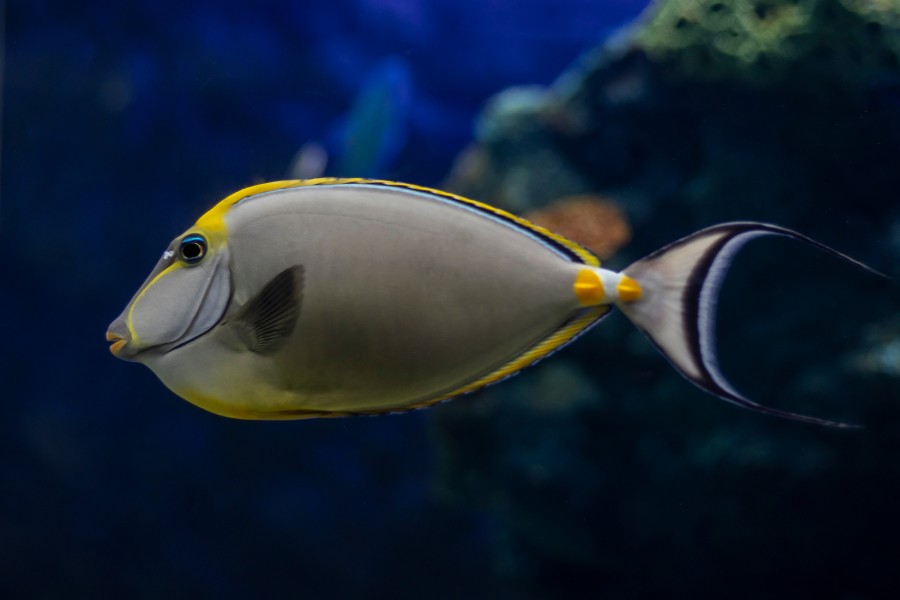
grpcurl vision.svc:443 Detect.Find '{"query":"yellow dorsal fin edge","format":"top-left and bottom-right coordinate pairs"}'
top-left (395, 305), bottom-right (611, 413)
top-left (194, 179), bottom-right (600, 268)
top-left (188, 305), bottom-right (610, 420)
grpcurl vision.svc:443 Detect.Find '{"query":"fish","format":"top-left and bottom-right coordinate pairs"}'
top-left (287, 141), bottom-right (329, 181)
top-left (333, 56), bottom-right (411, 178)
top-left (286, 57), bottom-right (411, 181)
top-left (106, 178), bottom-right (882, 427)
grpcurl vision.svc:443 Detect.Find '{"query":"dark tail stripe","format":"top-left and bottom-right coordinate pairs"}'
top-left (628, 222), bottom-right (884, 428)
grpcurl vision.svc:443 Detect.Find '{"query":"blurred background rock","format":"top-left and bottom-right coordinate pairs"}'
top-left (438, 1), bottom-right (900, 597)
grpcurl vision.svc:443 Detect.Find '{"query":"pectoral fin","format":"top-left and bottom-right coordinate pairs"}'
top-left (234, 266), bottom-right (304, 353)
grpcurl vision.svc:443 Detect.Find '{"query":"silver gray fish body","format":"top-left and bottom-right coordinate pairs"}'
top-left (108, 179), bottom-right (879, 426)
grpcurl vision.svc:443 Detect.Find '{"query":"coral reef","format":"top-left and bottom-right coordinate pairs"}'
top-left (524, 195), bottom-right (632, 259)
top-left (636, 0), bottom-right (900, 88)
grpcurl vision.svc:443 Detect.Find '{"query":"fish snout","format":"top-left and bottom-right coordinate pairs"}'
top-left (106, 329), bottom-right (129, 357)
top-left (106, 312), bottom-right (140, 359)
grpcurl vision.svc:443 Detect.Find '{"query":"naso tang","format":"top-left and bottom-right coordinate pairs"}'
top-left (107, 178), bottom-right (882, 427)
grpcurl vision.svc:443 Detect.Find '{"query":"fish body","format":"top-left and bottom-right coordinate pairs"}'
top-left (108, 179), bottom-right (878, 426)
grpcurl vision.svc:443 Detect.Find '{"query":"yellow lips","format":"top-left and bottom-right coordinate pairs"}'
top-left (106, 331), bottom-right (126, 356)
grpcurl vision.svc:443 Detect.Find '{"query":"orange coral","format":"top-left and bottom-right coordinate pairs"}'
top-left (525, 195), bottom-right (631, 259)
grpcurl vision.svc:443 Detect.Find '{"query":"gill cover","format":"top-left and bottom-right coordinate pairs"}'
top-left (112, 238), bottom-right (232, 355)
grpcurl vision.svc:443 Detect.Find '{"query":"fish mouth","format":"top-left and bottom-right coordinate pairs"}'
top-left (106, 331), bottom-right (127, 356)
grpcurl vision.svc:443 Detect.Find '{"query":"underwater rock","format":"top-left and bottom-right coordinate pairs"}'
top-left (635, 0), bottom-right (900, 88)
top-left (448, 0), bottom-right (900, 243)
top-left (444, 86), bottom-right (594, 215)
top-left (850, 316), bottom-right (900, 378)
top-left (435, 0), bottom-right (900, 596)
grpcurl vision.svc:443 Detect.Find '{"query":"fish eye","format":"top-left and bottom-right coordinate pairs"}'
top-left (179, 235), bottom-right (207, 264)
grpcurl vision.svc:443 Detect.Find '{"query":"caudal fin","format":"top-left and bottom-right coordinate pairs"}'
top-left (617, 222), bottom-right (884, 428)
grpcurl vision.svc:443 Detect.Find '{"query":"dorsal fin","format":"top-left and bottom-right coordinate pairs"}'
top-left (200, 178), bottom-right (602, 267)
top-left (336, 180), bottom-right (601, 267)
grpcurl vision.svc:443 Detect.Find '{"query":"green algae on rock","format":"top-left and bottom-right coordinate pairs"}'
top-left (635, 0), bottom-right (900, 87)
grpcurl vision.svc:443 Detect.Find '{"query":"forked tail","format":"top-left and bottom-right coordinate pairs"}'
top-left (616, 222), bottom-right (884, 428)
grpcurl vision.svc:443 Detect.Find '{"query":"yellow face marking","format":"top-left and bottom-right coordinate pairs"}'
top-left (616, 275), bottom-right (642, 302)
top-left (123, 231), bottom-right (220, 346)
top-left (124, 262), bottom-right (183, 346)
top-left (573, 268), bottom-right (605, 306)
top-left (194, 180), bottom-right (310, 243)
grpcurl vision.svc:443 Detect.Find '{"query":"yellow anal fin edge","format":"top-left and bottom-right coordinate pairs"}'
top-left (241, 306), bottom-right (610, 419)
top-left (190, 307), bottom-right (610, 420)
top-left (377, 305), bottom-right (612, 415)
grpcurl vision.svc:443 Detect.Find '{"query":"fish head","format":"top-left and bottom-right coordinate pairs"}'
top-left (107, 227), bottom-right (232, 361)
